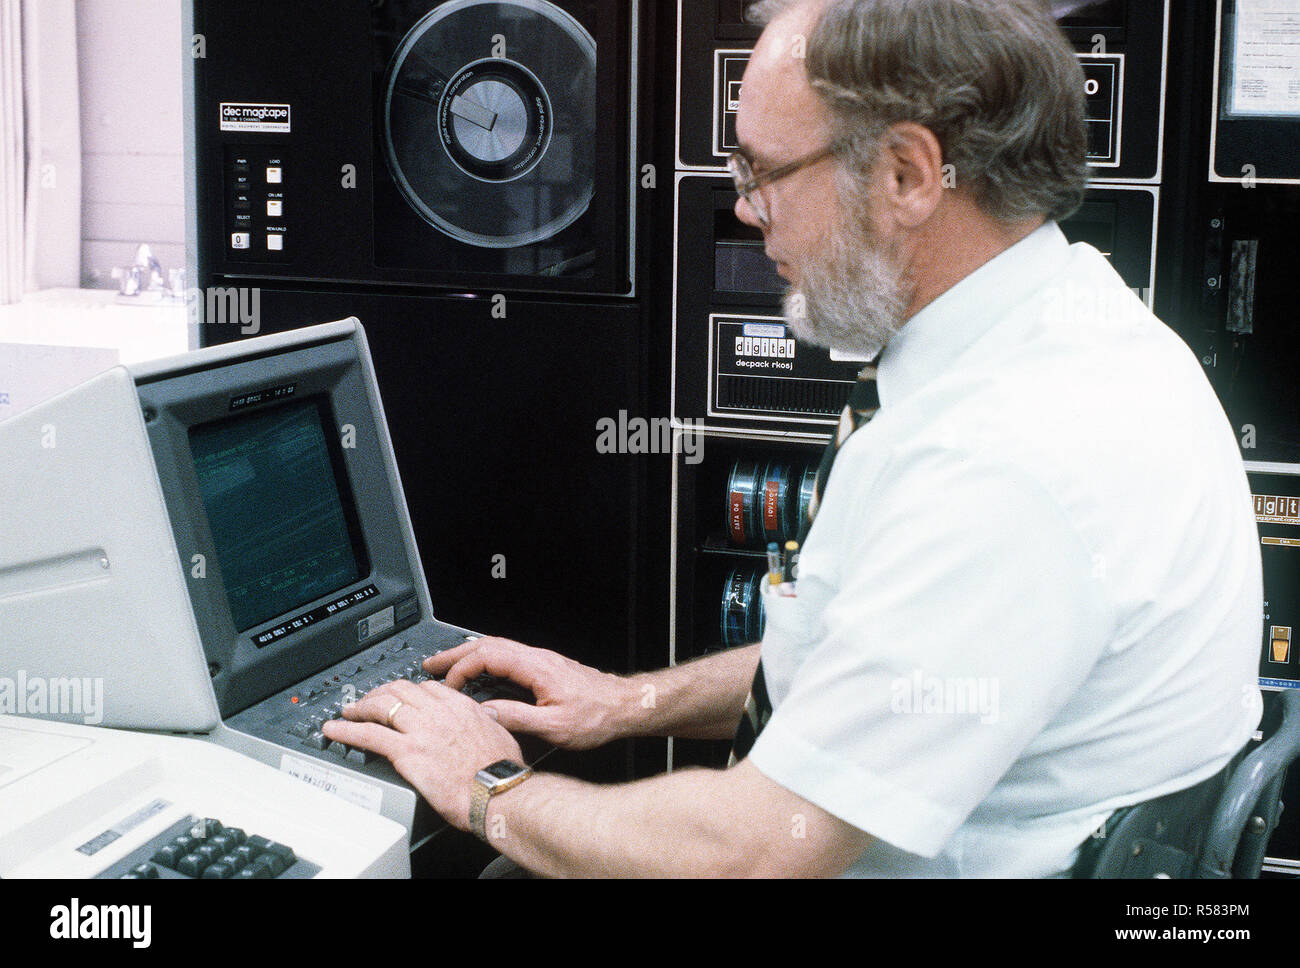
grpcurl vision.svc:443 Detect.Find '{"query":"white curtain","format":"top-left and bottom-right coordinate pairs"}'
top-left (0, 0), bottom-right (80, 305)
top-left (0, 0), bottom-right (22, 303)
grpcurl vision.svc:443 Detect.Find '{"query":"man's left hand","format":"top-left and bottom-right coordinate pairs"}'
top-left (322, 679), bottom-right (524, 832)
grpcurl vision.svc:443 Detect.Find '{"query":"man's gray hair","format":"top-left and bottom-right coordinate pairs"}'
top-left (750, 0), bottom-right (1089, 223)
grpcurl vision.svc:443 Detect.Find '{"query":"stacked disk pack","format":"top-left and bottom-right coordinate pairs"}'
top-left (725, 459), bottom-right (817, 549)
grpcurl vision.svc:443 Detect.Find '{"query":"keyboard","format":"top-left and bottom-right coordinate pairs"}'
top-left (98, 816), bottom-right (319, 880)
top-left (0, 716), bottom-right (410, 878)
top-left (228, 629), bottom-right (536, 774)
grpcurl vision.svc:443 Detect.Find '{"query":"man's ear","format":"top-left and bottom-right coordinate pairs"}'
top-left (876, 122), bottom-right (947, 229)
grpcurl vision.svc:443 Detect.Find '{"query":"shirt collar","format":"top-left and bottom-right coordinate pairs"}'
top-left (875, 221), bottom-right (1071, 407)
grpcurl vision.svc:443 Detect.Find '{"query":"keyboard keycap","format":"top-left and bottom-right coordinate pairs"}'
top-left (177, 853), bottom-right (208, 877)
top-left (253, 854), bottom-right (284, 877)
top-left (191, 817), bottom-right (223, 840)
top-left (305, 731), bottom-right (329, 750)
top-left (218, 852), bottom-right (247, 873)
top-left (152, 844), bottom-right (184, 869)
top-left (260, 840), bottom-right (296, 868)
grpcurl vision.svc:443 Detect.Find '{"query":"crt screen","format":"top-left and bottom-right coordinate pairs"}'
top-left (189, 398), bottom-right (364, 632)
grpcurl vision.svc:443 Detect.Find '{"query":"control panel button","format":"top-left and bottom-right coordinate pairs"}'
top-left (266, 199), bottom-right (283, 217)
top-left (266, 166), bottom-right (282, 184)
top-left (267, 234), bottom-right (284, 251)
top-left (231, 232), bottom-right (251, 250)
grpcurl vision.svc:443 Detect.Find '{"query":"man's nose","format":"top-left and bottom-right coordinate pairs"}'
top-left (734, 192), bottom-right (763, 230)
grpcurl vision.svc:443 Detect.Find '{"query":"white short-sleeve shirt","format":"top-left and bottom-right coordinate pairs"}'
top-left (747, 222), bottom-right (1264, 878)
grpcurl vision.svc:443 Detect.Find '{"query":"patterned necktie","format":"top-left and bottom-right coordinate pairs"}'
top-left (729, 366), bottom-right (881, 765)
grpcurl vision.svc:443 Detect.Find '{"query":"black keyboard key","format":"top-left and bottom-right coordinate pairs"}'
top-left (262, 841), bottom-right (296, 868)
top-left (191, 817), bottom-right (223, 840)
top-left (152, 845), bottom-right (184, 869)
top-left (129, 863), bottom-right (159, 879)
top-left (218, 852), bottom-right (247, 873)
top-left (202, 862), bottom-right (234, 879)
top-left (177, 853), bottom-right (208, 877)
top-left (252, 854), bottom-right (283, 878)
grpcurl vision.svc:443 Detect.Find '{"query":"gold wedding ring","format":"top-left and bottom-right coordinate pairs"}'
top-left (385, 699), bottom-right (404, 728)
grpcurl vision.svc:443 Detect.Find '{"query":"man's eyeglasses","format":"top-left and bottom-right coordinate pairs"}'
top-left (727, 142), bottom-right (842, 227)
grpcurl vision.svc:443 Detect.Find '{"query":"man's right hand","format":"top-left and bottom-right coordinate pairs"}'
top-left (424, 637), bottom-right (635, 751)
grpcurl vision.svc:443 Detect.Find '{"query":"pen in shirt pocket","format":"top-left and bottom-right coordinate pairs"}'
top-left (780, 540), bottom-right (799, 597)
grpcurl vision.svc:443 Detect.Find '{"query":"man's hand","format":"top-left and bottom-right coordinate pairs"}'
top-left (425, 637), bottom-right (635, 750)
top-left (321, 678), bottom-right (523, 832)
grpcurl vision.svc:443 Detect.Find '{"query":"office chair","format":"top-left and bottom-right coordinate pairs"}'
top-left (1074, 688), bottom-right (1300, 878)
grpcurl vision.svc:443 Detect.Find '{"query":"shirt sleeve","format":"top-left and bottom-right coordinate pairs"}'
top-left (747, 443), bottom-right (1114, 858)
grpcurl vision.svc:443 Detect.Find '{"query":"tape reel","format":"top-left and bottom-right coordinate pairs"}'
top-left (382, 0), bottom-right (597, 248)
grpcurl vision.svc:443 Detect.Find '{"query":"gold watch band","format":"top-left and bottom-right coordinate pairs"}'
top-left (469, 763), bottom-right (533, 841)
top-left (469, 782), bottom-right (493, 840)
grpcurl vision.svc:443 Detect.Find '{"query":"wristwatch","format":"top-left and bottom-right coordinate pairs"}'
top-left (469, 759), bottom-right (533, 840)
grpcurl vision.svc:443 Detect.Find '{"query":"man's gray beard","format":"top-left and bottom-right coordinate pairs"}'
top-left (783, 224), bottom-right (908, 361)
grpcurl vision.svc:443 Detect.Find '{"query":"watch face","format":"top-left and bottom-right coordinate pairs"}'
top-left (482, 760), bottom-right (527, 782)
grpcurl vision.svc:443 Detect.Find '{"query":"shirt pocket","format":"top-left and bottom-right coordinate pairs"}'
top-left (759, 579), bottom-right (826, 705)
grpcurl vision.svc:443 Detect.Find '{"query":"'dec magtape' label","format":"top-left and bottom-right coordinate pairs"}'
top-left (221, 102), bottom-right (292, 133)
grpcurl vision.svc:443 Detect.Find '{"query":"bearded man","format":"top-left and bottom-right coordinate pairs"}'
top-left (325, 0), bottom-right (1263, 877)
